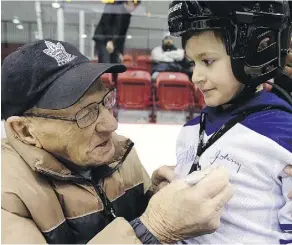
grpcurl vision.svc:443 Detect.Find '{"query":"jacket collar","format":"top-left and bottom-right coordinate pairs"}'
top-left (4, 122), bottom-right (133, 181)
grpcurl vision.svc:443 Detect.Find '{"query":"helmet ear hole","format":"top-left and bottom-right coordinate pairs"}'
top-left (257, 37), bottom-right (270, 52)
top-left (244, 29), bottom-right (276, 67)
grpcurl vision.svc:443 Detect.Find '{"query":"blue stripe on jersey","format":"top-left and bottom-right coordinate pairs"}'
top-left (183, 91), bottom-right (292, 153)
top-left (280, 239), bottom-right (292, 244)
top-left (280, 224), bottom-right (292, 232)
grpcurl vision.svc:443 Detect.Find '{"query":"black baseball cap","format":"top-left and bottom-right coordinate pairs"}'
top-left (1, 39), bottom-right (126, 120)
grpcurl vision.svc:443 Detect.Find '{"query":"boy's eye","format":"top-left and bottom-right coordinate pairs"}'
top-left (203, 59), bottom-right (214, 66)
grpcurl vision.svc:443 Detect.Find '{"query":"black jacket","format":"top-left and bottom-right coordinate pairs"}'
top-left (93, 3), bottom-right (131, 55)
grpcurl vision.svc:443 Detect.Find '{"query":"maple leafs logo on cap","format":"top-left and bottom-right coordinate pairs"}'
top-left (43, 40), bottom-right (77, 66)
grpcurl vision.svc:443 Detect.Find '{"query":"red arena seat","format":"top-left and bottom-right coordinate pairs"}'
top-left (136, 55), bottom-right (152, 73)
top-left (155, 72), bottom-right (193, 110)
top-left (126, 65), bottom-right (149, 73)
top-left (117, 70), bottom-right (152, 109)
top-left (123, 54), bottom-right (134, 67)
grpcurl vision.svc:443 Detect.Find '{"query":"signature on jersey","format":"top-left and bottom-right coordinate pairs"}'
top-left (209, 150), bottom-right (242, 173)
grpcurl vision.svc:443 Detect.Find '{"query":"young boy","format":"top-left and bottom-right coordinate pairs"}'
top-left (168, 1), bottom-right (292, 244)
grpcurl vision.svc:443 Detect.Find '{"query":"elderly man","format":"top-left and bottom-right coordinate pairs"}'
top-left (1, 39), bottom-right (233, 244)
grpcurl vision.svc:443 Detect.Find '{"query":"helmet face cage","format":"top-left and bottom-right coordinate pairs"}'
top-left (168, 0), bottom-right (292, 87)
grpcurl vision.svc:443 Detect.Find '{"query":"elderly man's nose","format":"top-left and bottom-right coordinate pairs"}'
top-left (95, 108), bottom-right (118, 133)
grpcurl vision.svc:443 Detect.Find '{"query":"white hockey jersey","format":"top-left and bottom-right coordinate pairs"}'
top-left (175, 91), bottom-right (292, 244)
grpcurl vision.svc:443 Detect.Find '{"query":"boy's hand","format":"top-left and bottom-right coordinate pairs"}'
top-left (284, 165), bottom-right (292, 199)
top-left (151, 165), bottom-right (175, 194)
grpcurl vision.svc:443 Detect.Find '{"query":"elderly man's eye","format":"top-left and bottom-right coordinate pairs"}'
top-left (77, 110), bottom-right (97, 127)
top-left (77, 109), bottom-right (88, 118)
top-left (76, 108), bottom-right (92, 122)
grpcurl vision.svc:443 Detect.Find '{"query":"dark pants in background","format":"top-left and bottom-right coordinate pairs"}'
top-left (95, 42), bottom-right (121, 64)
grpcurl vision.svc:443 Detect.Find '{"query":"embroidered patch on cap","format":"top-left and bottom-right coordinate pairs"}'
top-left (43, 40), bottom-right (77, 66)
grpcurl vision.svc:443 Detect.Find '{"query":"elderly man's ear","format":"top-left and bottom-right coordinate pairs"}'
top-left (6, 116), bottom-right (42, 148)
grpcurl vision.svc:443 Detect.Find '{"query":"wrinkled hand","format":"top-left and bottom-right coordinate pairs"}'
top-left (106, 41), bottom-right (114, 54)
top-left (284, 165), bottom-right (292, 199)
top-left (151, 165), bottom-right (175, 194)
top-left (140, 166), bottom-right (233, 244)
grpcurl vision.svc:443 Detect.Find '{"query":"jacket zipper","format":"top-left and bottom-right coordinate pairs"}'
top-left (34, 140), bottom-right (135, 222)
top-left (89, 180), bottom-right (117, 221)
top-left (36, 169), bottom-right (117, 221)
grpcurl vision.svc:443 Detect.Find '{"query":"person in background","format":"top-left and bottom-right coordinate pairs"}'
top-left (151, 35), bottom-right (192, 82)
top-left (151, 35), bottom-right (184, 63)
top-left (93, 0), bottom-right (140, 64)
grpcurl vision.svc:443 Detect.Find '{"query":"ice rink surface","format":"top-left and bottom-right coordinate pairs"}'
top-left (117, 123), bottom-right (181, 175)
